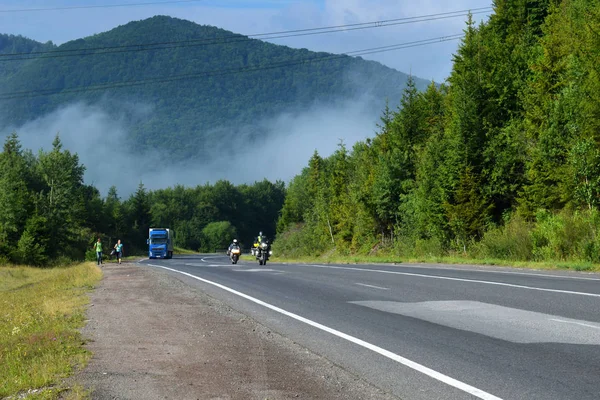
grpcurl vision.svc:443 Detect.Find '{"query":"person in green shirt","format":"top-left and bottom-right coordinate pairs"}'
top-left (94, 238), bottom-right (103, 265)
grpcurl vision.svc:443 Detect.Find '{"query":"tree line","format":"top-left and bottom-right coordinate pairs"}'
top-left (274, 0), bottom-right (600, 264)
top-left (0, 132), bottom-right (285, 266)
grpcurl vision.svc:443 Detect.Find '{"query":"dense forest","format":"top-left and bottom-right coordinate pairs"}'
top-left (274, 0), bottom-right (600, 265)
top-left (0, 17), bottom-right (429, 161)
top-left (0, 133), bottom-right (285, 265)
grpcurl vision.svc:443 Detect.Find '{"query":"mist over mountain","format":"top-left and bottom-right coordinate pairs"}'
top-left (0, 16), bottom-right (431, 190)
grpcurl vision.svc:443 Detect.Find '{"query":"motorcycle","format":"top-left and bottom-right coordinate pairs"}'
top-left (255, 241), bottom-right (272, 266)
top-left (229, 245), bottom-right (241, 264)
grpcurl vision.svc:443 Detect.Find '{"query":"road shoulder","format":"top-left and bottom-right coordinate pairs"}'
top-left (73, 262), bottom-right (398, 399)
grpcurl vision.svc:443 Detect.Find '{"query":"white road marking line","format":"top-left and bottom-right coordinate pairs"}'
top-left (307, 265), bottom-right (600, 298)
top-left (397, 264), bottom-right (600, 281)
top-left (550, 318), bottom-right (600, 330)
top-left (185, 263), bottom-right (222, 267)
top-left (200, 255), bottom-right (224, 262)
top-left (355, 283), bottom-right (389, 290)
top-left (234, 268), bottom-right (276, 272)
top-left (146, 263), bottom-right (502, 400)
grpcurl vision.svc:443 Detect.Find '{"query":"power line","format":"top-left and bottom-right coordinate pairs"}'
top-left (0, 34), bottom-right (463, 100)
top-left (0, 7), bottom-right (492, 61)
top-left (0, 0), bottom-right (207, 13)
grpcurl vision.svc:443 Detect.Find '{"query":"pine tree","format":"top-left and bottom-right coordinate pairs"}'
top-left (35, 134), bottom-right (86, 259)
top-left (0, 133), bottom-right (33, 260)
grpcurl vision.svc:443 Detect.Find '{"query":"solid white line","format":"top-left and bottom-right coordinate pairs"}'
top-left (355, 283), bottom-right (389, 290)
top-left (550, 318), bottom-right (600, 330)
top-left (307, 265), bottom-right (600, 298)
top-left (397, 264), bottom-right (600, 281)
top-left (145, 263), bottom-right (502, 400)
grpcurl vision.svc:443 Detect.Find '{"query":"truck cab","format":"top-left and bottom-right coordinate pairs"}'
top-left (148, 228), bottom-right (174, 259)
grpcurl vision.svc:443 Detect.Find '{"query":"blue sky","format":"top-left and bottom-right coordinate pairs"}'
top-left (1, 0), bottom-right (493, 82)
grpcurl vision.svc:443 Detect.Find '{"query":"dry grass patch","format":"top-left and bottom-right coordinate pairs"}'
top-left (0, 263), bottom-right (102, 399)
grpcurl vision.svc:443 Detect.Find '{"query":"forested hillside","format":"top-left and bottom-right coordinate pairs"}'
top-left (0, 133), bottom-right (285, 265)
top-left (0, 16), bottom-right (429, 161)
top-left (0, 34), bottom-right (55, 78)
top-left (275, 0), bottom-right (600, 265)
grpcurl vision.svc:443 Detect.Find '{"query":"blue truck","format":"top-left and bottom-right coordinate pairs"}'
top-left (147, 228), bottom-right (174, 259)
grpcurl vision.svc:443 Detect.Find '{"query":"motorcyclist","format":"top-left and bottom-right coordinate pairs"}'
top-left (254, 231), bottom-right (265, 247)
top-left (252, 232), bottom-right (264, 255)
top-left (227, 239), bottom-right (239, 255)
top-left (254, 232), bottom-right (271, 254)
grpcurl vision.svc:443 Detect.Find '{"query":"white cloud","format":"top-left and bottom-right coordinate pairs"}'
top-left (2, 98), bottom-right (377, 196)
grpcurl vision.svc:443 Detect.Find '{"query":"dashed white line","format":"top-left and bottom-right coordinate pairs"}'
top-left (308, 265), bottom-right (600, 298)
top-left (355, 283), bottom-right (389, 290)
top-left (146, 263), bottom-right (503, 400)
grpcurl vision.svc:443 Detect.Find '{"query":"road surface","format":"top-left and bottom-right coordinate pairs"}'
top-left (139, 255), bottom-right (600, 400)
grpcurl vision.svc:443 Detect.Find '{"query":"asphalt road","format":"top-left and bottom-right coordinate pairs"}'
top-left (139, 255), bottom-right (600, 400)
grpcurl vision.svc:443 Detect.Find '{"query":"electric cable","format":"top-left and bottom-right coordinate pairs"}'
top-left (0, 34), bottom-right (463, 100)
top-left (0, 7), bottom-right (492, 61)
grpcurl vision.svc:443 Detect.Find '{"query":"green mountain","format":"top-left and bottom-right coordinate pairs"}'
top-left (0, 34), bottom-right (55, 78)
top-left (0, 16), bottom-right (430, 160)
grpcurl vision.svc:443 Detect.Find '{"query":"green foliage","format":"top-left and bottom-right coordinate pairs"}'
top-left (476, 214), bottom-right (534, 261)
top-left (0, 133), bottom-right (285, 265)
top-left (444, 166), bottom-right (491, 251)
top-left (530, 209), bottom-right (600, 262)
top-left (568, 139), bottom-right (600, 209)
top-left (200, 221), bottom-right (237, 252)
top-left (275, 1), bottom-right (600, 267)
top-left (17, 215), bottom-right (50, 266)
top-left (0, 133), bottom-right (33, 254)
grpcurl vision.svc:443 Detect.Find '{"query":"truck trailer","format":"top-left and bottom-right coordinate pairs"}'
top-left (147, 228), bottom-right (174, 259)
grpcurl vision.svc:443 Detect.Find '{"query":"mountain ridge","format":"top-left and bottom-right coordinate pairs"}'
top-left (0, 16), bottom-right (432, 161)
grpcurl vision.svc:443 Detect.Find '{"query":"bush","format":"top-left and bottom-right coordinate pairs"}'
top-left (414, 237), bottom-right (445, 258)
top-left (200, 221), bottom-right (237, 253)
top-left (17, 227), bottom-right (48, 267)
top-left (272, 222), bottom-right (331, 258)
top-left (392, 236), bottom-right (445, 259)
top-left (478, 214), bottom-right (533, 260)
top-left (530, 208), bottom-right (600, 262)
top-left (0, 254), bottom-right (10, 266)
top-left (85, 249), bottom-right (98, 262)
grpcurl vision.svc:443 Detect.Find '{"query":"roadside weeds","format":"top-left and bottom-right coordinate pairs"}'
top-left (0, 263), bottom-right (102, 399)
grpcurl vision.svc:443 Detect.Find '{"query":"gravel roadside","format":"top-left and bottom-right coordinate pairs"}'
top-left (73, 262), bottom-right (400, 400)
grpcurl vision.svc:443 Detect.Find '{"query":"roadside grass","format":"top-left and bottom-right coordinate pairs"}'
top-left (0, 262), bottom-right (102, 399)
top-left (267, 254), bottom-right (600, 272)
top-left (174, 246), bottom-right (196, 255)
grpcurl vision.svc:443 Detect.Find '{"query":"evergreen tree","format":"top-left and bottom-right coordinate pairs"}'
top-left (36, 134), bottom-right (86, 259)
top-left (0, 133), bottom-right (32, 259)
